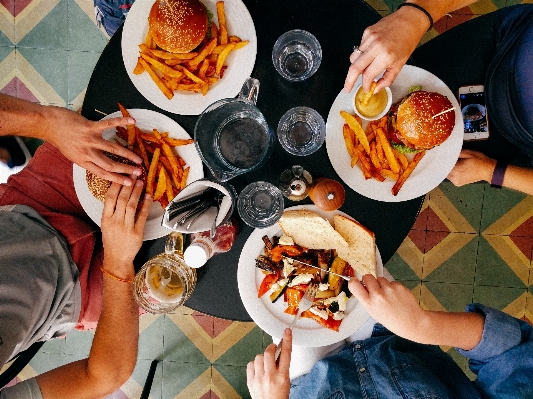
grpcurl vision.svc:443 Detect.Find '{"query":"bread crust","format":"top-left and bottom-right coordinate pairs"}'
top-left (277, 210), bottom-right (348, 250)
top-left (333, 215), bottom-right (377, 277)
top-left (149, 0), bottom-right (208, 53)
top-left (396, 91), bottom-right (454, 150)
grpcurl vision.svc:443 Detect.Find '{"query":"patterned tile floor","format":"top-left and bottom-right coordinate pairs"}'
top-left (1, 0), bottom-right (532, 398)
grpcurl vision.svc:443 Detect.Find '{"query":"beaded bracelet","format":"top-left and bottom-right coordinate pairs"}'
top-left (100, 266), bottom-right (134, 283)
top-left (397, 3), bottom-right (434, 32)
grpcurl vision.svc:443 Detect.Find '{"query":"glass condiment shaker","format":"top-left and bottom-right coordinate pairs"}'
top-left (183, 218), bottom-right (239, 268)
top-left (279, 165), bottom-right (313, 201)
top-left (133, 232), bottom-right (197, 314)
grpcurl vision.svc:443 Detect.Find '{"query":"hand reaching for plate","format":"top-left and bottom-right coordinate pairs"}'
top-left (344, 8), bottom-right (428, 93)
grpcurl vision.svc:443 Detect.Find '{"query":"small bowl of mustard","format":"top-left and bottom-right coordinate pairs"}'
top-left (352, 83), bottom-right (392, 121)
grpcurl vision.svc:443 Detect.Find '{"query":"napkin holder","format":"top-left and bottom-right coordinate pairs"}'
top-left (162, 178), bottom-right (236, 233)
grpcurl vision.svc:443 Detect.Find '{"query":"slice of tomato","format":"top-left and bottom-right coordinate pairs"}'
top-left (258, 273), bottom-right (279, 298)
top-left (301, 310), bottom-right (342, 332)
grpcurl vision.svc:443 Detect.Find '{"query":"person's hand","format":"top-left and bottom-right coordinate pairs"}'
top-left (42, 106), bottom-right (144, 185)
top-left (447, 149), bottom-right (496, 187)
top-left (349, 275), bottom-right (426, 339)
top-left (344, 8), bottom-right (428, 93)
top-left (247, 328), bottom-right (292, 399)
top-left (101, 180), bottom-right (152, 278)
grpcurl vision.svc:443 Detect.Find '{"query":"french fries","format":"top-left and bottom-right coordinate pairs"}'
top-left (342, 113), bottom-right (426, 196)
top-left (134, 1), bottom-right (248, 98)
top-left (116, 103), bottom-right (193, 208)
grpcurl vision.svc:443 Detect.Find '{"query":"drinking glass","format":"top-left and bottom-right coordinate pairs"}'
top-left (277, 106), bottom-right (326, 156)
top-left (133, 232), bottom-right (196, 314)
top-left (237, 181), bottom-right (284, 228)
top-left (272, 29), bottom-right (322, 82)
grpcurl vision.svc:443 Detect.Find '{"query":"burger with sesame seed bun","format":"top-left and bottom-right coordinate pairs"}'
top-left (387, 90), bottom-right (455, 153)
top-left (86, 153), bottom-right (147, 202)
top-left (148, 0), bottom-right (209, 54)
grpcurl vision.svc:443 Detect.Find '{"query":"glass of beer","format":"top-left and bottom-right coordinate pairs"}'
top-left (133, 232), bottom-right (197, 314)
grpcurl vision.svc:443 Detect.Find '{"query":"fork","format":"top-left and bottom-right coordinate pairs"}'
top-left (274, 283), bottom-right (318, 361)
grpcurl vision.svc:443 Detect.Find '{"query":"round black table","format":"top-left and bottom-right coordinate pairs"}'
top-left (82, 0), bottom-right (424, 321)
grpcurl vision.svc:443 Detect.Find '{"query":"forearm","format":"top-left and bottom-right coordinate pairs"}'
top-left (87, 260), bottom-right (138, 388)
top-left (36, 260), bottom-right (139, 399)
top-left (0, 94), bottom-right (50, 139)
top-left (501, 165), bottom-right (533, 196)
top-left (409, 310), bottom-right (485, 350)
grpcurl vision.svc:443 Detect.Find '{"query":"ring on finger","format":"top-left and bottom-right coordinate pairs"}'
top-left (353, 46), bottom-right (364, 54)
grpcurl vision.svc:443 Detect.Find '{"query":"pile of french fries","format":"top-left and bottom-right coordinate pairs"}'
top-left (133, 1), bottom-right (248, 98)
top-left (341, 111), bottom-right (426, 196)
top-left (116, 104), bottom-right (193, 208)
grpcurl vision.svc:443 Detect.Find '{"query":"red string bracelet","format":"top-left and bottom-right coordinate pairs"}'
top-left (100, 266), bottom-right (134, 283)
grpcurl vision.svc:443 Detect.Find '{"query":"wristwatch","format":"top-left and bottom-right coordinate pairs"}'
top-left (490, 160), bottom-right (507, 189)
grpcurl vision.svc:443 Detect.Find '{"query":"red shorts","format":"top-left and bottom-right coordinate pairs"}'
top-left (0, 143), bottom-right (103, 330)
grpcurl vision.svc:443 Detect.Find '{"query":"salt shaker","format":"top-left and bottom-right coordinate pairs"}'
top-left (183, 218), bottom-right (239, 268)
top-left (279, 165), bottom-right (313, 201)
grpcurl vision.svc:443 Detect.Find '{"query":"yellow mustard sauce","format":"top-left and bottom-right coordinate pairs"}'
top-left (355, 86), bottom-right (388, 118)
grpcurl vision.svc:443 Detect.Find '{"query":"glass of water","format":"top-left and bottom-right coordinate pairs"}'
top-left (277, 106), bottom-right (326, 156)
top-left (237, 181), bottom-right (284, 228)
top-left (272, 29), bottom-right (322, 82)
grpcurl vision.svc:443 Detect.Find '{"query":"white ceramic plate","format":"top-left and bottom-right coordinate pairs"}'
top-left (326, 65), bottom-right (463, 202)
top-left (122, 0), bottom-right (257, 115)
top-left (73, 109), bottom-right (204, 241)
top-left (237, 205), bottom-right (383, 346)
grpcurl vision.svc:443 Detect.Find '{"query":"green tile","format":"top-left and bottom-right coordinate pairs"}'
top-left (0, 46), bottom-right (13, 64)
top-left (473, 285), bottom-right (527, 311)
top-left (423, 282), bottom-right (474, 312)
top-left (161, 361), bottom-right (210, 398)
top-left (438, 181), bottom-right (485, 232)
top-left (214, 364), bottom-right (250, 399)
top-left (163, 318), bottom-right (210, 364)
top-left (29, 352), bottom-right (85, 375)
top-left (476, 236), bottom-right (527, 288)
top-left (481, 187), bottom-right (528, 231)
top-left (65, 329), bottom-right (94, 356)
top-left (214, 325), bottom-right (264, 366)
top-left (262, 331), bottom-right (273, 350)
top-left (386, 252), bottom-right (421, 282)
top-left (39, 336), bottom-right (66, 355)
top-left (0, 30), bottom-right (14, 47)
top-left (381, 0), bottom-right (403, 11)
top-left (131, 359), bottom-right (162, 399)
top-left (68, 0), bottom-right (108, 52)
top-left (17, 0), bottom-right (68, 50)
top-left (17, 47), bottom-right (68, 104)
top-left (424, 236), bottom-right (478, 284)
top-left (68, 50), bottom-right (101, 104)
top-left (138, 315), bottom-right (166, 360)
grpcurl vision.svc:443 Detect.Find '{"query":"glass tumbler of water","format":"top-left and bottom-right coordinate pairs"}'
top-left (272, 29), bottom-right (322, 82)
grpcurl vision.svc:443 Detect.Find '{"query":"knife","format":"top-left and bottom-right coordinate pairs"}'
top-left (282, 256), bottom-right (351, 281)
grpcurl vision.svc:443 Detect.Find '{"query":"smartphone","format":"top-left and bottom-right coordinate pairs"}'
top-left (458, 85), bottom-right (489, 141)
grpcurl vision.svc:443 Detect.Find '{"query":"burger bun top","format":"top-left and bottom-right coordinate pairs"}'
top-left (149, 0), bottom-right (208, 53)
top-left (396, 91), bottom-right (455, 150)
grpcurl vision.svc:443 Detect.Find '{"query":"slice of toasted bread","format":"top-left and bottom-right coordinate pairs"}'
top-left (333, 214), bottom-right (377, 277)
top-left (277, 209), bottom-right (348, 250)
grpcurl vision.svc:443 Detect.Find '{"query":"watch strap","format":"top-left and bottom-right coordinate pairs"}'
top-left (490, 160), bottom-right (507, 189)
